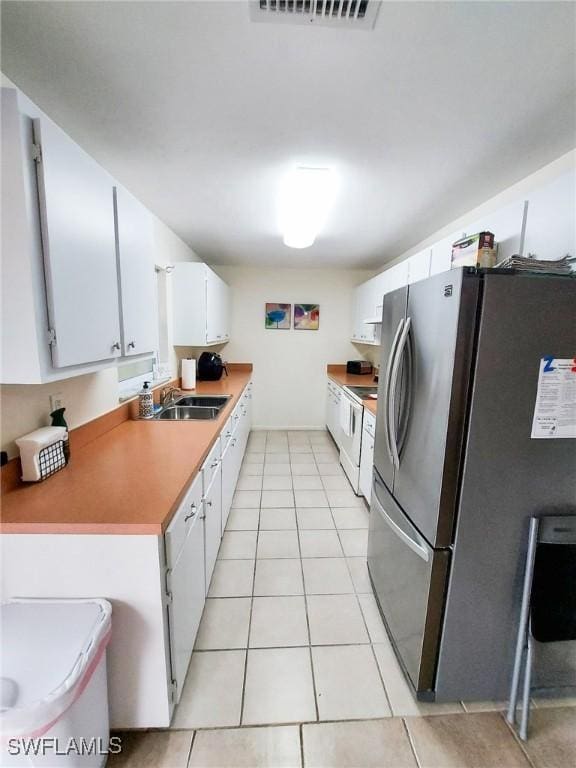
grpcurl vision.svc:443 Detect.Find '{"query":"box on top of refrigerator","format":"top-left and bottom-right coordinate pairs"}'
top-left (451, 231), bottom-right (496, 268)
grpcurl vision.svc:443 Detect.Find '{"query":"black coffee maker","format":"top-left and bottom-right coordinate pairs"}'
top-left (197, 352), bottom-right (227, 381)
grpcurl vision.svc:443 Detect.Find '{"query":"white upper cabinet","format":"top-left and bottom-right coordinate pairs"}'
top-left (114, 186), bottom-right (158, 357)
top-left (430, 232), bottom-right (459, 276)
top-left (407, 248), bottom-right (432, 284)
top-left (172, 263), bottom-right (230, 346)
top-left (33, 116), bottom-right (121, 368)
top-left (523, 171), bottom-right (575, 261)
top-left (206, 269), bottom-right (230, 344)
top-left (352, 280), bottom-right (377, 343)
top-left (351, 262), bottom-right (409, 344)
top-left (384, 260), bottom-right (409, 293)
top-left (463, 198), bottom-right (527, 264)
top-left (430, 199), bottom-right (527, 276)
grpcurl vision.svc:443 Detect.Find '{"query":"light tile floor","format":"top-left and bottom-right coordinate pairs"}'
top-left (111, 430), bottom-right (576, 767)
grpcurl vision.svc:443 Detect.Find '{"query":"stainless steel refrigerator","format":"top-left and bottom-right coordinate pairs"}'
top-left (368, 268), bottom-right (576, 702)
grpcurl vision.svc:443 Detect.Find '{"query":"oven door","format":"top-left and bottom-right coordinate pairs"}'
top-left (368, 470), bottom-right (450, 696)
top-left (339, 393), bottom-right (363, 466)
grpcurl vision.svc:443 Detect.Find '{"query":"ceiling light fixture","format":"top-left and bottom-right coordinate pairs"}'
top-left (279, 167), bottom-right (336, 249)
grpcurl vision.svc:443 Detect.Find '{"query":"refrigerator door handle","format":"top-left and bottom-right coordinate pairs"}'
top-left (388, 316), bottom-right (412, 469)
top-left (373, 478), bottom-right (430, 562)
top-left (396, 321), bottom-right (414, 458)
top-left (384, 318), bottom-right (405, 464)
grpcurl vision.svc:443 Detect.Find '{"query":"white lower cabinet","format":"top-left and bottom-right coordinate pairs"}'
top-left (203, 462), bottom-right (222, 596)
top-left (1, 381), bottom-right (254, 729)
top-left (221, 435), bottom-right (238, 533)
top-left (359, 411), bottom-right (376, 502)
top-left (165, 510), bottom-right (205, 702)
top-left (326, 380), bottom-right (342, 447)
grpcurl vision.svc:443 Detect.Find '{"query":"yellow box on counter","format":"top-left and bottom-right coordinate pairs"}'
top-left (452, 231), bottom-right (496, 268)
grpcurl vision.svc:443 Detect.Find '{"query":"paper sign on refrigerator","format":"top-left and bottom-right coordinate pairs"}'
top-left (531, 357), bottom-right (576, 439)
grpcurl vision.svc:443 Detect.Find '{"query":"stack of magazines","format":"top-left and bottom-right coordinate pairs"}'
top-left (497, 254), bottom-right (574, 275)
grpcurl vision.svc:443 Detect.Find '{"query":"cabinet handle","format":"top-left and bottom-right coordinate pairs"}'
top-left (210, 461), bottom-right (219, 468)
top-left (184, 503), bottom-right (196, 522)
top-left (128, 341), bottom-right (136, 349)
top-left (225, 431), bottom-right (232, 438)
top-left (112, 342), bottom-right (120, 351)
top-left (200, 513), bottom-right (206, 520)
top-left (206, 500), bottom-right (213, 507)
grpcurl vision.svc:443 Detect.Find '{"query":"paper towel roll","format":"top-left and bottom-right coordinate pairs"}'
top-left (181, 358), bottom-right (196, 390)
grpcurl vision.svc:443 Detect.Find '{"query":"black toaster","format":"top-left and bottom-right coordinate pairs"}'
top-left (346, 360), bottom-right (373, 375)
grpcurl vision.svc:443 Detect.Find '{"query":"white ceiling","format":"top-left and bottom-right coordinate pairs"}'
top-left (2, 1), bottom-right (575, 268)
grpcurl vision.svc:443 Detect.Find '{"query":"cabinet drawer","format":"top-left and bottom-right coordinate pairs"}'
top-left (165, 473), bottom-right (203, 567)
top-left (202, 438), bottom-right (221, 492)
top-left (363, 410), bottom-right (376, 438)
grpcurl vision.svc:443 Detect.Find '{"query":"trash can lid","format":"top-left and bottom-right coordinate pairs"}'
top-left (1, 599), bottom-right (112, 711)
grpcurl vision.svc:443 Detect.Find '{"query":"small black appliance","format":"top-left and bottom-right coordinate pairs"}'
top-left (197, 352), bottom-right (227, 381)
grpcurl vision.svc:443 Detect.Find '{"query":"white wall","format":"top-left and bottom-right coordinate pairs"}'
top-left (0, 195), bottom-right (201, 459)
top-left (211, 266), bottom-right (372, 429)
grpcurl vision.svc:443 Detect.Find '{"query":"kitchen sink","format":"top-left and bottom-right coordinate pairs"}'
top-left (155, 405), bottom-right (220, 421)
top-left (176, 395), bottom-right (230, 408)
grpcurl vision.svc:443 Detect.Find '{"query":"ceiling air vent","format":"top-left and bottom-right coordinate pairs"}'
top-left (250, 0), bottom-right (380, 30)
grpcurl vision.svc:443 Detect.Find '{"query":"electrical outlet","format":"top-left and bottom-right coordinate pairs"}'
top-left (49, 392), bottom-right (66, 413)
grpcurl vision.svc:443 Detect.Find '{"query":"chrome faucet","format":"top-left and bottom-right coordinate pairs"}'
top-left (160, 386), bottom-right (181, 407)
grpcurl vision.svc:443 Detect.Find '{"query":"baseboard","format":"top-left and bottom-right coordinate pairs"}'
top-left (251, 426), bottom-right (327, 431)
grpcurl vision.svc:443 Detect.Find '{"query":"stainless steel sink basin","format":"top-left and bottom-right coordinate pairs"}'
top-left (155, 405), bottom-right (220, 421)
top-left (177, 396), bottom-right (231, 408)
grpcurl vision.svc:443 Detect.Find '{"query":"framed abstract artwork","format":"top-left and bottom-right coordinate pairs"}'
top-left (294, 304), bottom-right (320, 330)
top-left (265, 303), bottom-right (291, 329)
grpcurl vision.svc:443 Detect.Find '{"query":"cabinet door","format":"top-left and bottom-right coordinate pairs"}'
top-left (218, 278), bottom-right (230, 341)
top-left (221, 441), bottom-right (235, 532)
top-left (206, 269), bottom-right (219, 344)
top-left (464, 199), bottom-right (526, 264)
top-left (172, 263), bottom-right (206, 346)
top-left (33, 117), bottom-right (121, 367)
top-left (523, 172), bottom-right (575, 261)
top-left (407, 249), bottom-right (431, 285)
top-left (351, 285), bottom-right (362, 341)
top-left (326, 382), bottom-right (333, 432)
top-left (359, 428), bottom-right (375, 502)
top-left (430, 232), bottom-right (459, 276)
top-left (354, 282), bottom-right (373, 342)
top-left (114, 186), bottom-right (157, 356)
top-left (230, 434), bottom-right (242, 488)
top-left (165, 474), bottom-right (203, 566)
top-left (166, 511), bottom-right (205, 702)
top-left (206, 269), bottom-right (230, 344)
top-left (203, 465), bottom-right (222, 595)
top-left (383, 261), bottom-right (409, 295)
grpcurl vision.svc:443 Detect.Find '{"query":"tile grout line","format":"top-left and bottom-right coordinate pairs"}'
top-left (328, 495), bottom-right (395, 718)
top-left (498, 710), bottom-right (538, 768)
top-left (238, 429), bottom-right (266, 727)
top-left (296, 448), bottom-right (321, 724)
top-left (401, 716), bottom-right (422, 768)
top-left (184, 729), bottom-right (197, 768)
top-left (299, 721), bottom-right (305, 768)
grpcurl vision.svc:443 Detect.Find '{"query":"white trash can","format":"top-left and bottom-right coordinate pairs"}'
top-left (1, 599), bottom-right (112, 768)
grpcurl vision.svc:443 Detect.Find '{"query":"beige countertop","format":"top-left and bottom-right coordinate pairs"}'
top-left (327, 365), bottom-right (378, 416)
top-left (0, 369), bottom-right (252, 535)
